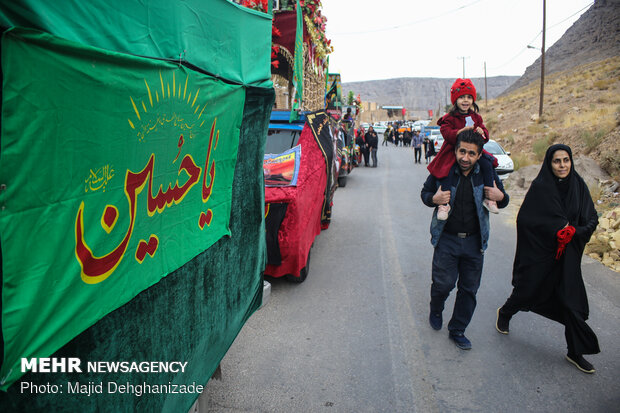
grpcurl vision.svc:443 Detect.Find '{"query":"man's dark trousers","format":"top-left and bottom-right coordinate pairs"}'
top-left (430, 232), bottom-right (484, 334)
top-left (414, 147), bottom-right (422, 163)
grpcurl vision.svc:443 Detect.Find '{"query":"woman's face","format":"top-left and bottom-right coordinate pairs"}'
top-left (551, 149), bottom-right (571, 179)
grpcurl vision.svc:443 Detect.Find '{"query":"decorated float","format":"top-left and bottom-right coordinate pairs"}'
top-left (0, 1), bottom-right (273, 411)
top-left (261, 0), bottom-right (341, 282)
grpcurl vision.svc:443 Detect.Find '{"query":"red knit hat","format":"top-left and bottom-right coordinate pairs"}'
top-left (450, 78), bottom-right (476, 105)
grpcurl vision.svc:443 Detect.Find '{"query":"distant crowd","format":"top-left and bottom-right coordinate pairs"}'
top-left (353, 121), bottom-right (437, 167)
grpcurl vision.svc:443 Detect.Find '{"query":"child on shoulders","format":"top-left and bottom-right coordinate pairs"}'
top-left (428, 78), bottom-right (499, 220)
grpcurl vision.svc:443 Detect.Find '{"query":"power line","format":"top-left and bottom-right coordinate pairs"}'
top-left (331, 0), bottom-right (486, 36)
top-left (490, 1), bottom-right (593, 70)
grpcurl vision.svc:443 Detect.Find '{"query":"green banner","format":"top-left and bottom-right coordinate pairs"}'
top-left (290, 0), bottom-right (304, 122)
top-left (0, 0), bottom-right (273, 88)
top-left (0, 28), bottom-right (245, 388)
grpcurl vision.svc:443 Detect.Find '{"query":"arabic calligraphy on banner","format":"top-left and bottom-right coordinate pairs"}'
top-left (85, 165), bottom-right (115, 192)
top-left (0, 28), bottom-right (245, 388)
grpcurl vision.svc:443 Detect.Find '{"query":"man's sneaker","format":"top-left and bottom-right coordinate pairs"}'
top-left (437, 204), bottom-right (450, 221)
top-left (496, 307), bottom-right (510, 334)
top-left (566, 354), bottom-right (595, 374)
top-left (449, 332), bottom-right (472, 350)
top-left (429, 311), bottom-right (442, 330)
top-left (483, 199), bottom-right (499, 214)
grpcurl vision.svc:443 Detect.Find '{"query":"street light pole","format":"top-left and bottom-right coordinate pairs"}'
top-left (539, 0), bottom-right (546, 117)
top-left (457, 56), bottom-right (470, 78)
top-left (484, 62), bottom-right (488, 110)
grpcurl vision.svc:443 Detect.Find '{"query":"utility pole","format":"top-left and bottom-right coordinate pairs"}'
top-left (484, 62), bottom-right (488, 110)
top-left (539, 0), bottom-right (546, 117)
top-left (457, 56), bottom-right (470, 78)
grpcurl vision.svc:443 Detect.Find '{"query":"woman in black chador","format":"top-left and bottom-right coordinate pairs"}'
top-left (496, 144), bottom-right (600, 373)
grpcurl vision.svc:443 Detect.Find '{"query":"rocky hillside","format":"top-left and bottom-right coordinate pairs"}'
top-left (503, 0), bottom-right (620, 95)
top-left (484, 56), bottom-right (620, 272)
top-left (484, 0), bottom-right (620, 272)
top-left (342, 76), bottom-right (518, 111)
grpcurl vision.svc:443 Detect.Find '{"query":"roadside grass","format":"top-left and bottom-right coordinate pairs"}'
top-left (511, 151), bottom-right (534, 171)
top-left (532, 135), bottom-right (555, 161)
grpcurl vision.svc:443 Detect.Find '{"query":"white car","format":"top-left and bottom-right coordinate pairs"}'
top-left (372, 122), bottom-right (387, 134)
top-left (484, 139), bottom-right (514, 180)
top-left (428, 129), bottom-right (443, 152)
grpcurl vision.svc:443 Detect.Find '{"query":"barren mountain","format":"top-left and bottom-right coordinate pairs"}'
top-left (503, 0), bottom-right (620, 95)
top-left (342, 76), bottom-right (518, 112)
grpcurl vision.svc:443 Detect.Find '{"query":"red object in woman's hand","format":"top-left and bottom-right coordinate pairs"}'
top-left (555, 225), bottom-right (576, 260)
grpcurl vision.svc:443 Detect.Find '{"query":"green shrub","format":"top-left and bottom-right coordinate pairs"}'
top-left (593, 79), bottom-right (612, 90)
top-left (486, 117), bottom-right (497, 131)
top-left (512, 152), bottom-right (533, 171)
top-left (582, 129), bottom-right (604, 154)
top-left (532, 138), bottom-right (549, 161)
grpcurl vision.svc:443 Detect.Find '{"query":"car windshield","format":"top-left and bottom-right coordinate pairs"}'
top-left (483, 141), bottom-right (506, 155)
top-left (265, 130), bottom-right (300, 155)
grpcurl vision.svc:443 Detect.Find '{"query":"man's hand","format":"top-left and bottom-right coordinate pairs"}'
top-left (432, 187), bottom-right (451, 205)
top-left (484, 182), bottom-right (504, 201)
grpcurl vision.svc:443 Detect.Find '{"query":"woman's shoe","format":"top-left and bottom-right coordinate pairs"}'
top-left (566, 353), bottom-right (595, 374)
top-left (495, 307), bottom-right (510, 334)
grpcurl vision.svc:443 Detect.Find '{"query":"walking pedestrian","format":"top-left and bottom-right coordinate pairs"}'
top-left (382, 125), bottom-right (391, 146)
top-left (423, 136), bottom-right (435, 164)
top-left (366, 126), bottom-right (378, 167)
top-left (403, 128), bottom-right (412, 147)
top-left (428, 79), bottom-right (500, 220)
top-left (421, 129), bottom-right (509, 350)
top-left (496, 144), bottom-right (600, 373)
top-left (392, 127), bottom-right (399, 146)
top-left (356, 127), bottom-right (369, 167)
top-left (412, 130), bottom-right (423, 163)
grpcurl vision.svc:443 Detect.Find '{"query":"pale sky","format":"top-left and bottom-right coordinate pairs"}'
top-left (321, 0), bottom-right (593, 82)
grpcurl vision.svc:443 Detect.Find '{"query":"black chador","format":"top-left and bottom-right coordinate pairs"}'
top-left (499, 144), bottom-right (600, 357)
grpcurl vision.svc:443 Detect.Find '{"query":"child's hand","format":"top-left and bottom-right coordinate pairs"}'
top-left (475, 126), bottom-right (485, 137)
top-left (458, 126), bottom-right (474, 135)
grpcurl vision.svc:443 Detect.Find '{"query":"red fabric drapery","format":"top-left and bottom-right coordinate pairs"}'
top-left (264, 125), bottom-right (326, 278)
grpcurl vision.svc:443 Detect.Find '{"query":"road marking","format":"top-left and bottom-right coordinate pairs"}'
top-left (379, 159), bottom-right (440, 413)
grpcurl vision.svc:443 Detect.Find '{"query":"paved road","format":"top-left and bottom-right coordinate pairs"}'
top-left (202, 143), bottom-right (620, 413)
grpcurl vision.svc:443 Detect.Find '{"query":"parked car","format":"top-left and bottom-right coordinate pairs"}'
top-left (413, 119), bottom-right (431, 128)
top-left (263, 111), bottom-right (332, 283)
top-left (484, 139), bottom-right (514, 180)
top-left (429, 129), bottom-right (444, 152)
top-left (412, 119), bottom-right (430, 131)
top-left (372, 121), bottom-right (388, 134)
top-left (336, 121), bottom-right (355, 187)
top-left (360, 122), bottom-right (371, 131)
